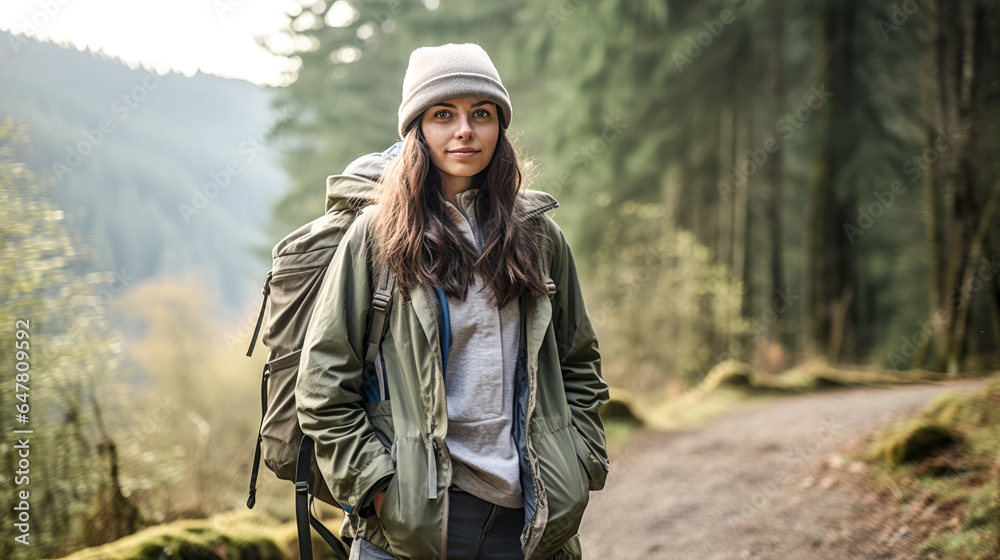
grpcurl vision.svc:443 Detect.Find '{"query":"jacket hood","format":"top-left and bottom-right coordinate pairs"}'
top-left (325, 150), bottom-right (391, 213)
top-left (326, 145), bottom-right (559, 217)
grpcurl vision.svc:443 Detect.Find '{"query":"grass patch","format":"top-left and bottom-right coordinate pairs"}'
top-left (863, 377), bottom-right (1000, 560)
top-left (644, 385), bottom-right (775, 431)
top-left (51, 509), bottom-right (347, 560)
top-left (690, 358), bottom-right (963, 398)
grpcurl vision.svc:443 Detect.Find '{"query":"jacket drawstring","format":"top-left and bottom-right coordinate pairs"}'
top-left (427, 439), bottom-right (437, 499)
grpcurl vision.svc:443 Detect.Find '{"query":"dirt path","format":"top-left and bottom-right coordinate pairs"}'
top-left (578, 379), bottom-right (986, 560)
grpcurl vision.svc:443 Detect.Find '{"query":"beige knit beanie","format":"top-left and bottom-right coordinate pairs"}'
top-left (397, 43), bottom-right (512, 139)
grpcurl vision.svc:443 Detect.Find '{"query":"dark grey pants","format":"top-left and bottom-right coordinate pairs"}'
top-left (351, 484), bottom-right (525, 559)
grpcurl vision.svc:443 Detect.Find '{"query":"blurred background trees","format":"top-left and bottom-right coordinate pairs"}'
top-left (267, 0), bottom-right (1000, 389)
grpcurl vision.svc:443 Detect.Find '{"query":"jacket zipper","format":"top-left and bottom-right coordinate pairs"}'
top-left (441, 442), bottom-right (452, 559)
top-left (522, 296), bottom-right (548, 559)
top-left (419, 282), bottom-right (441, 498)
top-left (522, 201), bottom-right (559, 220)
top-left (418, 282), bottom-right (450, 559)
top-left (375, 346), bottom-right (386, 401)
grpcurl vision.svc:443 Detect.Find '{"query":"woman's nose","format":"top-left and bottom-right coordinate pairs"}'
top-left (455, 114), bottom-right (473, 139)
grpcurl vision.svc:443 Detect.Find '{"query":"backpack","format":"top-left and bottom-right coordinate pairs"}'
top-left (243, 186), bottom-right (396, 560)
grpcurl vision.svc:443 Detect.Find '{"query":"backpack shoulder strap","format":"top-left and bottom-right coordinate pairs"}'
top-left (539, 221), bottom-right (557, 299)
top-left (364, 263), bottom-right (396, 365)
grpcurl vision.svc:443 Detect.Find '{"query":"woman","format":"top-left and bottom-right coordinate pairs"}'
top-left (296, 43), bottom-right (610, 560)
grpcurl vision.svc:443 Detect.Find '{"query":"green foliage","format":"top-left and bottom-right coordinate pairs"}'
top-left (590, 212), bottom-right (749, 391)
top-left (0, 117), bottom-right (131, 559)
top-left (105, 279), bottom-right (274, 523)
top-left (0, 118), bottom-right (292, 558)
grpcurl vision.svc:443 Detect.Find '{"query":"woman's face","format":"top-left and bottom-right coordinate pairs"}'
top-left (419, 97), bottom-right (499, 187)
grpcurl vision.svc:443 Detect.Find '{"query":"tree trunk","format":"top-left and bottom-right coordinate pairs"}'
top-left (805, 0), bottom-right (858, 361)
top-left (912, 0), bottom-right (946, 369)
top-left (734, 108), bottom-right (750, 317)
top-left (951, 180), bottom-right (1000, 363)
top-left (719, 106), bottom-right (735, 269)
top-left (764, 0), bottom-right (785, 346)
top-left (936, 0), bottom-right (982, 374)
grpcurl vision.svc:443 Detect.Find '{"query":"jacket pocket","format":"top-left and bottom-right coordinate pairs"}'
top-left (570, 424), bottom-right (608, 492)
top-left (533, 425), bottom-right (589, 555)
top-left (374, 470), bottom-right (402, 556)
top-left (260, 349), bottom-right (303, 480)
top-left (549, 533), bottom-right (583, 560)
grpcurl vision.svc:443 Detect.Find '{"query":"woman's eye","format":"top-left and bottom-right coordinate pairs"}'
top-left (473, 109), bottom-right (489, 118)
top-left (434, 110), bottom-right (450, 119)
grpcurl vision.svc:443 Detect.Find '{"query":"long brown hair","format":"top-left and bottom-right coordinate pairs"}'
top-left (369, 122), bottom-right (548, 308)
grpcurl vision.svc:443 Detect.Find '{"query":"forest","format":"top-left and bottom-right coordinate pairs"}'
top-left (266, 0), bottom-right (1000, 391)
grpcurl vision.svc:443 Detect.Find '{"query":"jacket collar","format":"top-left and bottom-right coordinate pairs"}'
top-left (434, 184), bottom-right (560, 219)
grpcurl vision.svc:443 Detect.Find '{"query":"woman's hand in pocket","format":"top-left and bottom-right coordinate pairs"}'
top-left (373, 490), bottom-right (387, 518)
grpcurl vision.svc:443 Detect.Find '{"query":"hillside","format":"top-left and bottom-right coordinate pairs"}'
top-left (0, 31), bottom-right (293, 317)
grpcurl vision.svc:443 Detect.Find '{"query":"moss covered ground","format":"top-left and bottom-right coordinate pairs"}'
top-left (862, 378), bottom-right (1000, 560)
top-left (51, 509), bottom-right (347, 560)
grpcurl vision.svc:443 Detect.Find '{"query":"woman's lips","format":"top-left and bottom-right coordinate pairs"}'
top-left (447, 149), bottom-right (480, 159)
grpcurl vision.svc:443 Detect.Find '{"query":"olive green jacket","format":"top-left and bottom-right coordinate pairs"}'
top-left (296, 178), bottom-right (610, 559)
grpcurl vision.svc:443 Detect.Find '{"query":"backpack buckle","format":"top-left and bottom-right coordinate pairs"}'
top-left (546, 280), bottom-right (557, 299)
top-left (373, 292), bottom-right (392, 311)
top-left (294, 481), bottom-right (309, 494)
